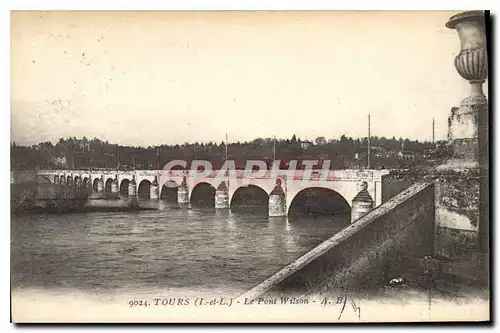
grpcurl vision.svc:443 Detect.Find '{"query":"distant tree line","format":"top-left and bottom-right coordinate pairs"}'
top-left (11, 134), bottom-right (441, 171)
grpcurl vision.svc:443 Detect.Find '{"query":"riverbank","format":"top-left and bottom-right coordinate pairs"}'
top-left (12, 205), bottom-right (157, 215)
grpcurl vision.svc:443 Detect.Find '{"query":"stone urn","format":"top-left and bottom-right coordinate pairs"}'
top-left (446, 10), bottom-right (488, 104)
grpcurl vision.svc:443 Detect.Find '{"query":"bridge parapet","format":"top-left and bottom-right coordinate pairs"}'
top-left (37, 169), bottom-right (388, 180)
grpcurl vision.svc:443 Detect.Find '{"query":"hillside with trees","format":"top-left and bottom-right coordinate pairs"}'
top-left (11, 134), bottom-right (444, 171)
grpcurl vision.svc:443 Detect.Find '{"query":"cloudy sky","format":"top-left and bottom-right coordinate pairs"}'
top-left (11, 11), bottom-right (483, 146)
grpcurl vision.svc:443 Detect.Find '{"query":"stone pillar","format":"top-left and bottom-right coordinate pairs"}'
top-left (215, 181), bottom-right (229, 209)
top-left (269, 178), bottom-right (286, 217)
top-left (150, 175), bottom-right (159, 200)
top-left (111, 175), bottom-right (119, 198)
top-left (446, 11), bottom-right (488, 161)
top-left (177, 176), bottom-right (189, 205)
top-left (351, 182), bottom-right (374, 223)
top-left (97, 176), bottom-right (104, 193)
top-left (445, 11), bottom-right (488, 266)
top-left (128, 175), bottom-right (138, 208)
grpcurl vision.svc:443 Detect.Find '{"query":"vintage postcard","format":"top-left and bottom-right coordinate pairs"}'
top-left (10, 10), bottom-right (490, 323)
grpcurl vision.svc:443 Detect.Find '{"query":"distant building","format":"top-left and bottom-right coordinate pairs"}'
top-left (398, 150), bottom-right (416, 161)
top-left (354, 151), bottom-right (367, 160)
top-left (371, 146), bottom-right (398, 158)
top-left (397, 142), bottom-right (416, 161)
top-left (300, 140), bottom-right (314, 150)
top-left (52, 155), bottom-right (67, 167)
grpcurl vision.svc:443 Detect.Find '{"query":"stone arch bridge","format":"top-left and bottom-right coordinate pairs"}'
top-left (37, 169), bottom-right (389, 218)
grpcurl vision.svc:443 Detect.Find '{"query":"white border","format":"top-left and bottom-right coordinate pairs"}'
top-left (3, 0), bottom-right (498, 10)
top-left (3, 1), bottom-right (498, 331)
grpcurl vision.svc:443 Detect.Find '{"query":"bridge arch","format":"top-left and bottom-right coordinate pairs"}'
top-left (190, 182), bottom-right (215, 207)
top-left (230, 185), bottom-right (269, 213)
top-left (60, 175), bottom-right (65, 184)
top-left (83, 177), bottom-right (90, 189)
top-left (53, 175), bottom-right (58, 183)
top-left (287, 187), bottom-right (351, 220)
top-left (105, 178), bottom-right (113, 193)
top-left (120, 179), bottom-right (130, 196)
top-left (138, 180), bottom-right (151, 198)
top-left (92, 178), bottom-right (100, 192)
top-left (161, 180), bottom-right (178, 203)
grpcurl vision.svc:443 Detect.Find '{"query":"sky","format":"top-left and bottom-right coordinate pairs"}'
top-left (10, 11), bottom-right (487, 147)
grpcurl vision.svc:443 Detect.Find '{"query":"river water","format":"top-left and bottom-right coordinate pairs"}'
top-left (11, 198), bottom-right (350, 298)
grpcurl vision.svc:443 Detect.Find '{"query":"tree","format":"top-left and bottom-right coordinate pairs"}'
top-left (347, 137), bottom-right (354, 147)
top-left (291, 134), bottom-right (297, 144)
top-left (315, 136), bottom-right (326, 145)
top-left (252, 138), bottom-right (264, 146)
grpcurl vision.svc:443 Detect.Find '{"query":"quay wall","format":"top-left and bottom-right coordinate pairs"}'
top-left (382, 166), bottom-right (480, 259)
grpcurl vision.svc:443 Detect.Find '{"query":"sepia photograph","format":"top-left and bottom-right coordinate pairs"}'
top-left (9, 9), bottom-right (491, 323)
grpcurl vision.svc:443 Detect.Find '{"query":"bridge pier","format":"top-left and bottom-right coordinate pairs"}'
top-left (269, 180), bottom-right (286, 217)
top-left (128, 175), bottom-right (138, 208)
top-left (178, 186), bottom-right (189, 204)
top-left (110, 175), bottom-right (119, 199)
top-left (97, 176), bottom-right (104, 193)
top-left (177, 176), bottom-right (189, 205)
top-left (215, 181), bottom-right (229, 209)
top-left (351, 182), bottom-right (374, 222)
top-left (75, 175), bottom-right (82, 190)
top-left (150, 176), bottom-right (159, 200)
